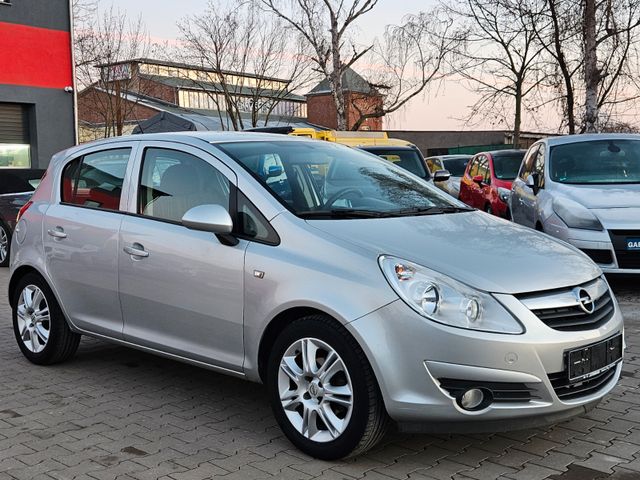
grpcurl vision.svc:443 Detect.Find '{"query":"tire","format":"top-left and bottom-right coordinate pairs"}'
top-left (486, 205), bottom-right (493, 215)
top-left (0, 223), bottom-right (10, 267)
top-left (12, 273), bottom-right (80, 365)
top-left (267, 314), bottom-right (389, 459)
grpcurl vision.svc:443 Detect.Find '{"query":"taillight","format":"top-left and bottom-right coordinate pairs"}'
top-left (16, 200), bottom-right (33, 223)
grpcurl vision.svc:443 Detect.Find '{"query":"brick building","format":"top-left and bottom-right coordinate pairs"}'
top-left (306, 68), bottom-right (384, 131)
top-left (77, 59), bottom-right (384, 140)
top-left (77, 58), bottom-right (308, 141)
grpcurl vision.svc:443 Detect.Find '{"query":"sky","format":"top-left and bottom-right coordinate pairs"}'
top-left (97, 0), bottom-right (499, 132)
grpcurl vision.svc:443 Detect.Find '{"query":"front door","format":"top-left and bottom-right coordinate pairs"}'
top-left (44, 144), bottom-right (136, 337)
top-left (118, 144), bottom-right (246, 371)
top-left (511, 145), bottom-right (539, 227)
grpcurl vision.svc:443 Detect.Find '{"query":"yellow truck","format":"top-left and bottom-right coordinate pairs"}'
top-left (286, 128), bottom-right (414, 148)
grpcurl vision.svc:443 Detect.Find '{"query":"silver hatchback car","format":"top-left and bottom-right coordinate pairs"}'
top-left (9, 133), bottom-right (623, 459)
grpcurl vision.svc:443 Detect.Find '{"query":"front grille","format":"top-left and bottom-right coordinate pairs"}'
top-left (548, 365), bottom-right (617, 401)
top-left (530, 289), bottom-right (615, 331)
top-left (438, 378), bottom-right (534, 403)
top-left (609, 230), bottom-right (640, 269)
top-left (580, 248), bottom-right (613, 265)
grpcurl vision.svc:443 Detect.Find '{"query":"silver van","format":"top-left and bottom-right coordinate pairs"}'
top-left (510, 134), bottom-right (640, 273)
top-left (9, 133), bottom-right (623, 459)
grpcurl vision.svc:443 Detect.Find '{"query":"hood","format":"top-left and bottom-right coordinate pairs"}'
top-left (554, 182), bottom-right (640, 209)
top-left (307, 211), bottom-right (600, 295)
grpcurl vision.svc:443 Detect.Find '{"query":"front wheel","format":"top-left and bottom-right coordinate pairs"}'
top-left (0, 223), bottom-right (10, 267)
top-left (267, 315), bottom-right (388, 459)
top-left (12, 273), bottom-right (81, 365)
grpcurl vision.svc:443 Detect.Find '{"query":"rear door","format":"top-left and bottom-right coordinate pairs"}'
top-left (43, 142), bottom-right (138, 337)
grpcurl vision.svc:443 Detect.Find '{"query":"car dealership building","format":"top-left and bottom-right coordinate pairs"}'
top-left (0, 0), bottom-right (75, 168)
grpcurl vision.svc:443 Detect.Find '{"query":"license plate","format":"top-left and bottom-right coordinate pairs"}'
top-left (567, 334), bottom-right (622, 381)
top-left (627, 238), bottom-right (640, 250)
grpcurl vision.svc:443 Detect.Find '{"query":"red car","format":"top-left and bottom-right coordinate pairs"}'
top-left (459, 149), bottom-right (526, 218)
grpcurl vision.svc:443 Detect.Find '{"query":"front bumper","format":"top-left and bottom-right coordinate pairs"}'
top-left (543, 213), bottom-right (640, 274)
top-left (346, 296), bottom-right (623, 429)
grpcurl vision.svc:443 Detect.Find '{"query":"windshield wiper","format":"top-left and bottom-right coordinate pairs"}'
top-left (298, 209), bottom-right (392, 219)
top-left (389, 206), bottom-right (475, 216)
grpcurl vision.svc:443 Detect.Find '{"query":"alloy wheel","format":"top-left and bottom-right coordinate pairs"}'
top-left (16, 285), bottom-right (50, 353)
top-left (0, 226), bottom-right (7, 263)
top-left (278, 337), bottom-right (354, 442)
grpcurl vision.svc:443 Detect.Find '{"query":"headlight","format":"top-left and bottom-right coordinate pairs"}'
top-left (379, 256), bottom-right (524, 334)
top-left (497, 187), bottom-right (511, 203)
top-left (553, 198), bottom-right (603, 231)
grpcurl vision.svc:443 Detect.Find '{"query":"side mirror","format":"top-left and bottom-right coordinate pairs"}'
top-left (472, 174), bottom-right (484, 185)
top-left (182, 204), bottom-right (233, 234)
top-left (433, 169), bottom-right (451, 182)
top-left (526, 173), bottom-right (540, 194)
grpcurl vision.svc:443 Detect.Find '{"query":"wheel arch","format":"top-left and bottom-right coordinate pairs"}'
top-left (9, 264), bottom-right (55, 309)
top-left (257, 306), bottom-right (355, 383)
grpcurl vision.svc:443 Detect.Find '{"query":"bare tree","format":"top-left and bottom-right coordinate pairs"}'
top-left (177, 1), bottom-right (313, 131)
top-left (348, 10), bottom-right (463, 131)
top-left (534, 0), bottom-right (640, 133)
top-left (74, 5), bottom-right (155, 138)
top-left (258, 0), bottom-right (379, 130)
top-left (446, 0), bottom-right (546, 147)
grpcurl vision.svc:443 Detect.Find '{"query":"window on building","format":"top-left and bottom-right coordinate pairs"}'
top-left (0, 103), bottom-right (30, 167)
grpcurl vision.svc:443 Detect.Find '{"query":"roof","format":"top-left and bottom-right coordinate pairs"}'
top-left (63, 131), bottom-right (318, 159)
top-left (96, 57), bottom-right (294, 84)
top-left (542, 133), bottom-right (640, 146)
top-left (141, 74), bottom-right (306, 102)
top-left (307, 67), bottom-right (373, 96)
top-left (485, 149), bottom-right (527, 156)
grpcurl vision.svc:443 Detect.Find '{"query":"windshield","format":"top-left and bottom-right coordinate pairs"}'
top-left (219, 141), bottom-right (468, 219)
top-left (493, 153), bottom-right (525, 180)
top-left (550, 139), bottom-right (640, 184)
top-left (360, 148), bottom-right (429, 179)
top-left (442, 157), bottom-right (470, 176)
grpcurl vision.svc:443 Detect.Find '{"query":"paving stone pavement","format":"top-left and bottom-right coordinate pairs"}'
top-left (0, 270), bottom-right (639, 480)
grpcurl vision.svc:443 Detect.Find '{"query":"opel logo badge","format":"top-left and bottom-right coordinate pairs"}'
top-left (308, 383), bottom-right (319, 396)
top-left (574, 287), bottom-right (595, 314)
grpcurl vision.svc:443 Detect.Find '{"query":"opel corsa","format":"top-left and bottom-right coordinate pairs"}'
top-left (9, 133), bottom-right (624, 459)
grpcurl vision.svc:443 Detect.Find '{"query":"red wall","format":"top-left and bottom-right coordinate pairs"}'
top-left (0, 22), bottom-right (73, 89)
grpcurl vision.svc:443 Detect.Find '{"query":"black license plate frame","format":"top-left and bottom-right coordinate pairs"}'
top-left (567, 334), bottom-right (622, 381)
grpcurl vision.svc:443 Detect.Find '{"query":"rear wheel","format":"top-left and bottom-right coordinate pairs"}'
top-left (0, 223), bottom-right (10, 267)
top-left (12, 273), bottom-right (80, 365)
top-left (267, 314), bottom-right (388, 459)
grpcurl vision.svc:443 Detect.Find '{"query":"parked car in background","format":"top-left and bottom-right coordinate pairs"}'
top-left (359, 145), bottom-right (450, 183)
top-left (426, 155), bottom-right (472, 198)
top-left (459, 150), bottom-right (526, 218)
top-left (510, 134), bottom-right (640, 273)
top-left (0, 169), bottom-right (45, 266)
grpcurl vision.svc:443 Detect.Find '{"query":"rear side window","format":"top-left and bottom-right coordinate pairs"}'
top-left (61, 148), bottom-right (131, 211)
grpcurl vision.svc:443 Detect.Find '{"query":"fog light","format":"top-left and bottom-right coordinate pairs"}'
top-left (459, 388), bottom-right (485, 410)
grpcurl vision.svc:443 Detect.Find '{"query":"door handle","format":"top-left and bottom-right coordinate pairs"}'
top-left (123, 243), bottom-right (149, 258)
top-left (47, 227), bottom-right (67, 239)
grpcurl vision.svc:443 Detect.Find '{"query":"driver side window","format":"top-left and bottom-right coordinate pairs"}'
top-left (519, 145), bottom-right (539, 181)
top-left (138, 148), bottom-right (230, 223)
